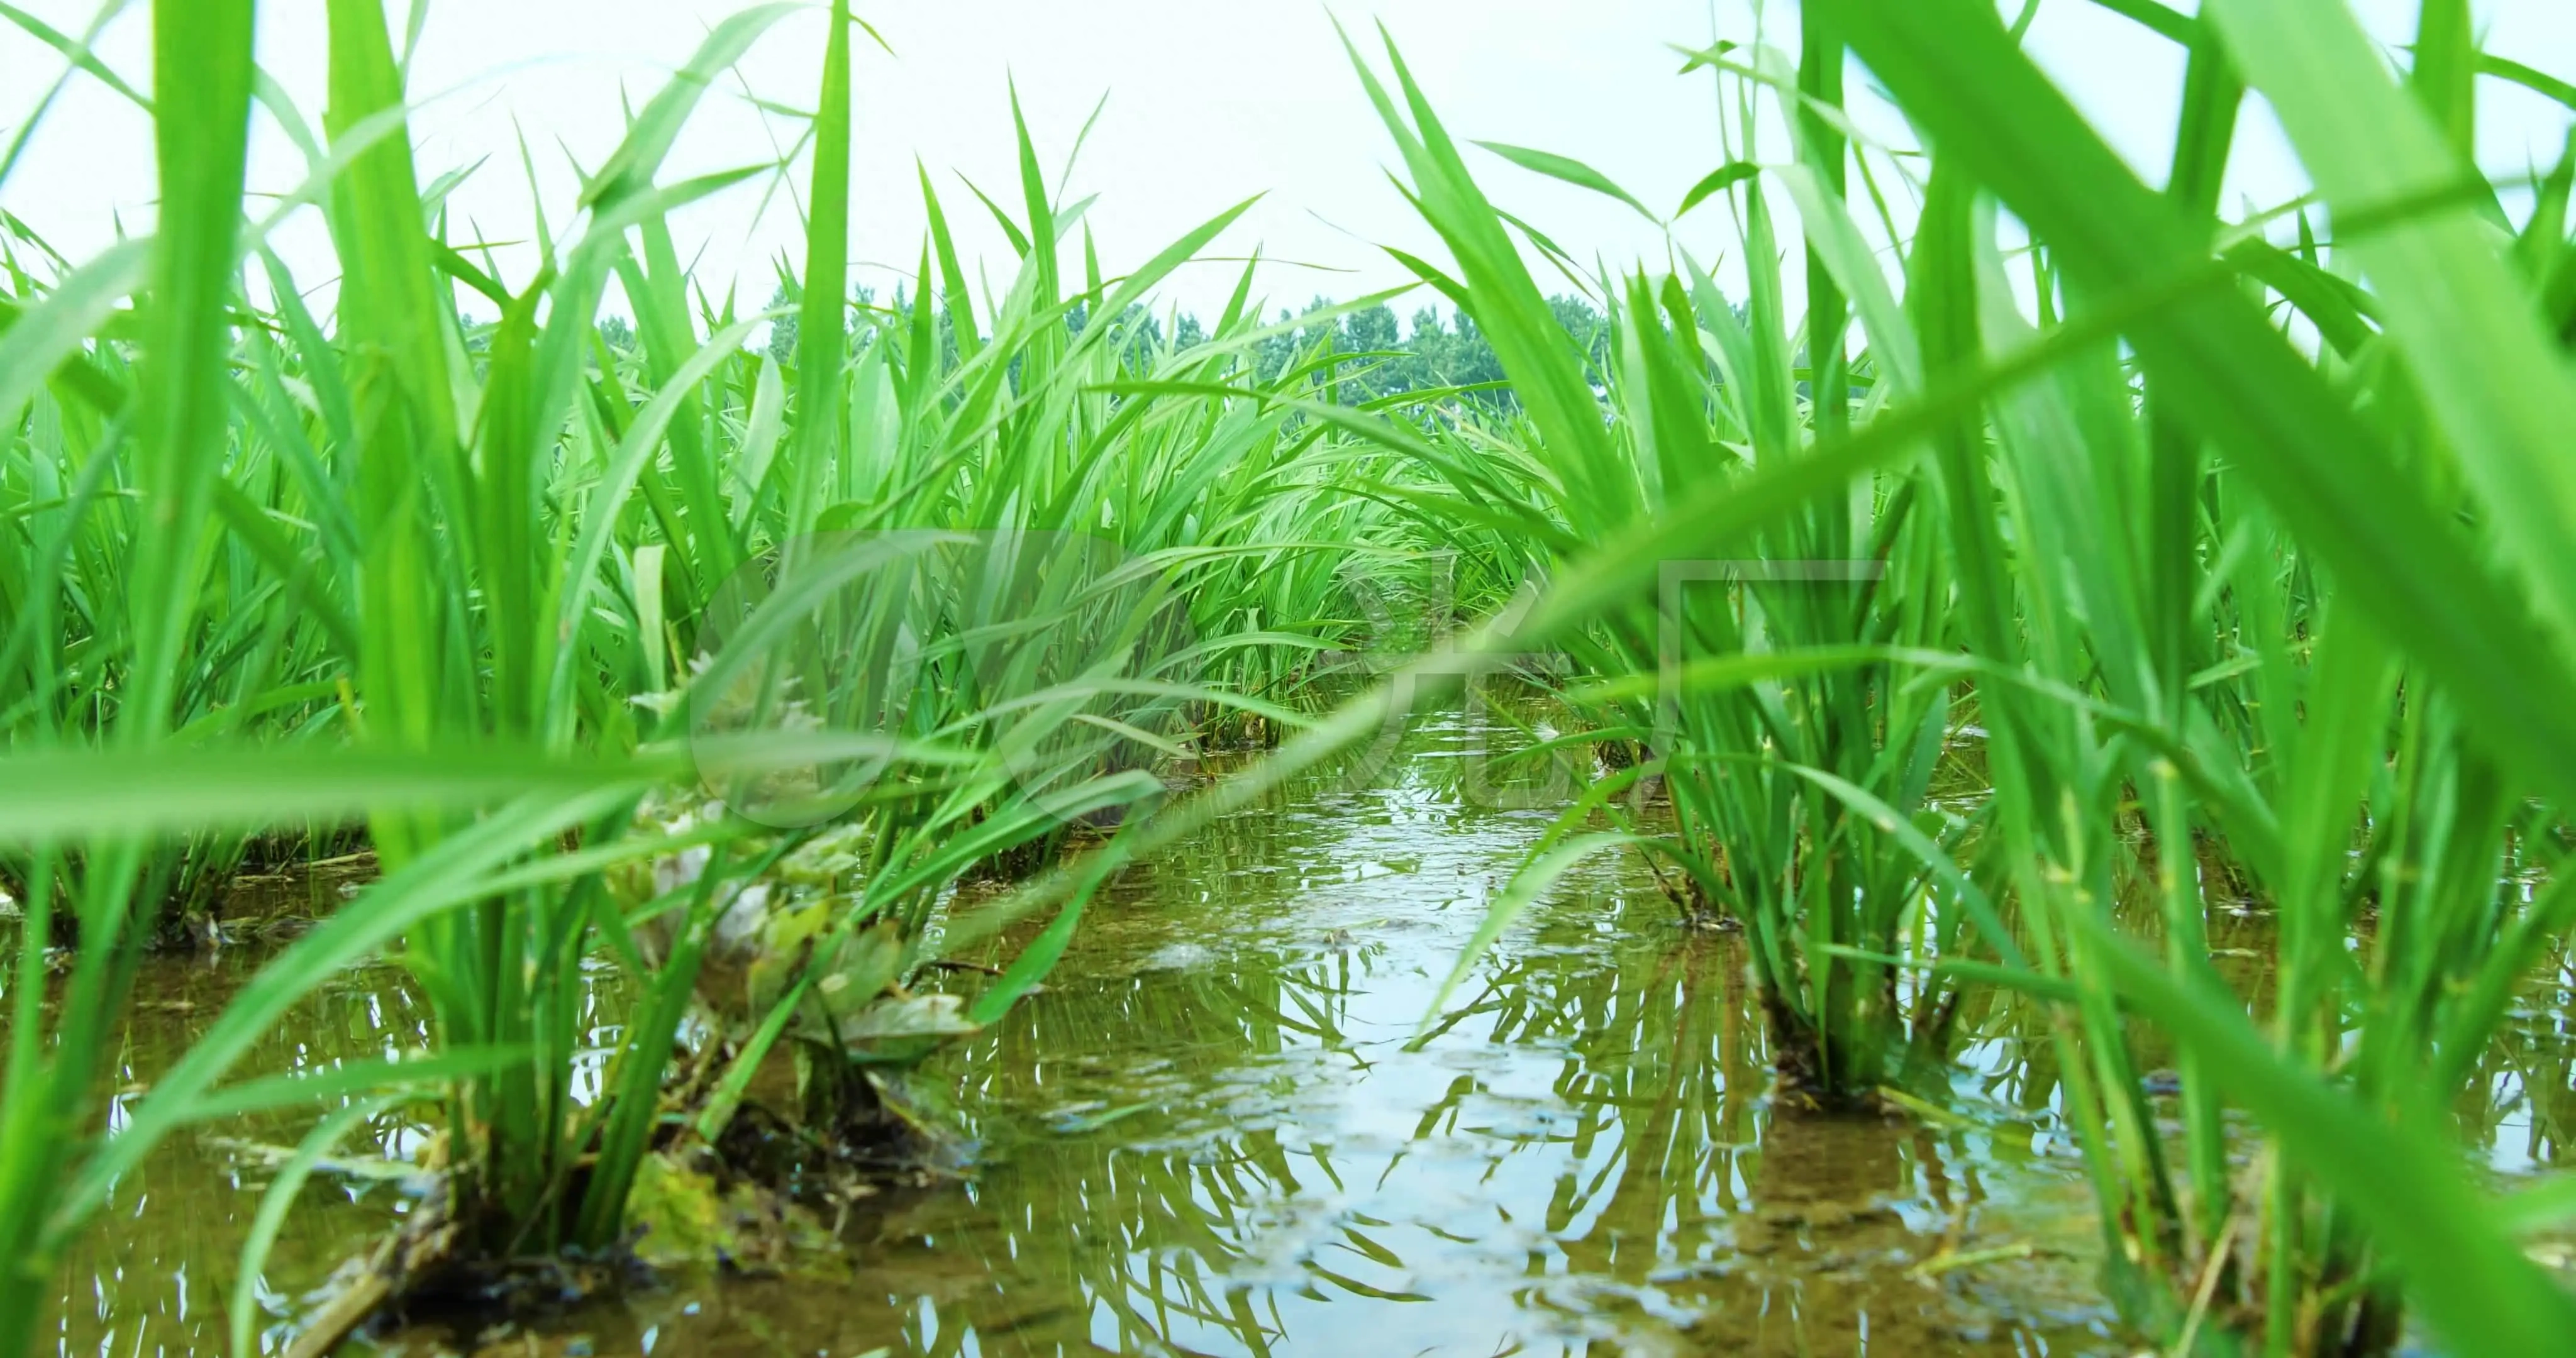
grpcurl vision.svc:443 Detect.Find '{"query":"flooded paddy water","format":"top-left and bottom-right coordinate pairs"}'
top-left (26, 702), bottom-right (2576, 1357)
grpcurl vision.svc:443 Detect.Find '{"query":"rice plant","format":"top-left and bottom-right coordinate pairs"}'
top-left (1340, 28), bottom-right (1990, 1112)
top-left (0, 0), bottom-right (1391, 1348)
top-left (1809, 1), bottom-right (2576, 1349)
top-left (1307, 1), bottom-right (2576, 1351)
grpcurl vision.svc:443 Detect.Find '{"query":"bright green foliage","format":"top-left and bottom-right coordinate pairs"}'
top-left (0, 0), bottom-right (259, 1344)
top-left (4, 3), bottom-right (2575, 1357)
top-left (1340, 25), bottom-right (1980, 1108)
top-left (0, 0), bottom-right (1399, 1347)
top-left (1319, 2), bottom-right (2576, 1352)
top-left (1799, 1), bottom-right (2576, 1351)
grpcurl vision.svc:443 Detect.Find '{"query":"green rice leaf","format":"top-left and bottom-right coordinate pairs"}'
top-left (1473, 140), bottom-right (1660, 223)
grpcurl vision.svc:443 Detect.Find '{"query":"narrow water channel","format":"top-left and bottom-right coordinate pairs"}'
top-left (34, 700), bottom-right (2576, 1355)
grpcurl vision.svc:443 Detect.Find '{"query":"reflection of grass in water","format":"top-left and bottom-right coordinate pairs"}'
top-left (830, 747), bottom-right (2118, 1357)
top-left (31, 940), bottom-right (507, 1354)
top-left (53, 703), bottom-right (2576, 1355)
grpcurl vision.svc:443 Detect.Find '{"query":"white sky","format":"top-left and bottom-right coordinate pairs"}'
top-left (1, 1), bottom-right (2570, 325)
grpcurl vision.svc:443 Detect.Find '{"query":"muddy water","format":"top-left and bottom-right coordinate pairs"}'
top-left (33, 704), bottom-right (2573, 1355)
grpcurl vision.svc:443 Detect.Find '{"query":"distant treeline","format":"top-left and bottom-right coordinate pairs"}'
top-left (714, 285), bottom-right (1615, 407)
top-left (1149, 295), bottom-right (1612, 403)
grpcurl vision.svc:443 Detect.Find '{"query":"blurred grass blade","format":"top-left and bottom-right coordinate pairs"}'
top-left (0, 747), bottom-right (657, 842)
top-left (1819, 0), bottom-right (2576, 810)
top-left (1473, 141), bottom-right (1660, 222)
top-left (2207, 0), bottom-right (2576, 651)
top-left (0, 236), bottom-right (148, 426)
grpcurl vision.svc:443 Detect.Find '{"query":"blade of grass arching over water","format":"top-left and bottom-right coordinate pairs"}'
top-left (941, 262), bottom-right (2260, 969)
top-left (1422, 832), bottom-right (1655, 1020)
top-left (180, 1047), bottom-right (537, 1126)
top-left (1818, 0), bottom-right (2576, 810)
top-left (0, 735), bottom-right (921, 846)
